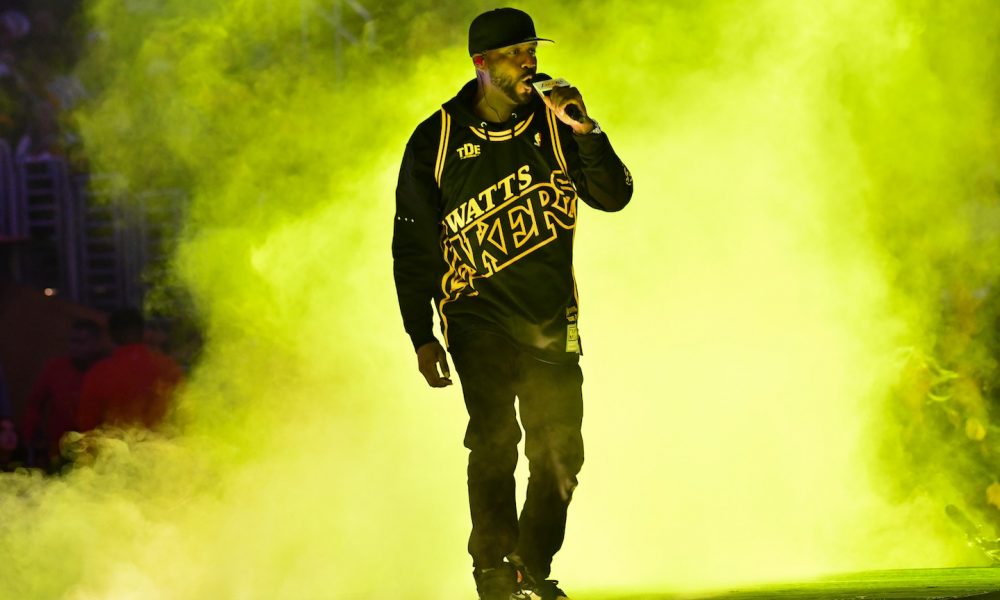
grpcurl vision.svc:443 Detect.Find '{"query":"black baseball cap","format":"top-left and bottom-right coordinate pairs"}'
top-left (468, 8), bottom-right (553, 56)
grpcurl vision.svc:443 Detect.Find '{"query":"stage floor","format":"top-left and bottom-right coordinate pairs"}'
top-left (578, 568), bottom-right (1000, 599)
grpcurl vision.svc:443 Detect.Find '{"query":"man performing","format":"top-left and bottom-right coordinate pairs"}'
top-left (392, 8), bottom-right (633, 600)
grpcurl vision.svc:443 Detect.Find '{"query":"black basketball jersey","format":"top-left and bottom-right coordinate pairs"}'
top-left (393, 79), bottom-right (633, 363)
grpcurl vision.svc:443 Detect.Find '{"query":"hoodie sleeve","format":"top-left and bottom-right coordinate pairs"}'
top-left (560, 125), bottom-right (634, 212)
top-left (392, 117), bottom-right (446, 352)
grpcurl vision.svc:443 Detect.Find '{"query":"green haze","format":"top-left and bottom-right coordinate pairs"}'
top-left (1, 0), bottom-right (998, 597)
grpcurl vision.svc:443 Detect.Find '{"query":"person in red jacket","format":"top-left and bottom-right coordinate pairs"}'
top-left (22, 318), bottom-right (107, 469)
top-left (77, 309), bottom-right (183, 431)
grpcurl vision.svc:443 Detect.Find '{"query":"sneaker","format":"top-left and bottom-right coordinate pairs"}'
top-left (522, 579), bottom-right (569, 600)
top-left (504, 557), bottom-right (569, 600)
top-left (475, 563), bottom-right (528, 600)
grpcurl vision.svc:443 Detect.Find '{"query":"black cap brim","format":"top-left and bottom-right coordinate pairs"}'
top-left (473, 37), bottom-right (554, 55)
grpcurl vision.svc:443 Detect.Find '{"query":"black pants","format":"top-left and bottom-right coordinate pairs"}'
top-left (450, 332), bottom-right (585, 579)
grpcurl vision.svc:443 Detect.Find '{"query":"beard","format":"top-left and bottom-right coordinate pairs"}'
top-left (489, 65), bottom-right (534, 105)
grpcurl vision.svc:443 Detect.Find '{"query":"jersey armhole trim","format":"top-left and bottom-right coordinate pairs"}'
top-left (434, 108), bottom-right (451, 187)
top-left (545, 107), bottom-right (570, 175)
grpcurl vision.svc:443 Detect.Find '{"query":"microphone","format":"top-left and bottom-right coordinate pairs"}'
top-left (530, 73), bottom-right (587, 123)
top-left (565, 103), bottom-right (585, 123)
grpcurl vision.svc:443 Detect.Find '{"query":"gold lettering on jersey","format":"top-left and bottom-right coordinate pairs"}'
top-left (441, 167), bottom-right (578, 284)
top-left (478, 185), bottom-right (499, 212)
top-left (444, 165), bottom-right (537, 234)
top-left (517, 164), bottom-right (532, 189)
top-left (508, 202), bottom-right (539, 249)
top-left (497, 173), bottom-right (517, 200)
top-left (466, 197), bottom-right (484, 220)
top-left (457, 143), bottom-right (481, 160)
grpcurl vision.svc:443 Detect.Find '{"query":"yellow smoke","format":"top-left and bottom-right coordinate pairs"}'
top-left (1, 0), bottom-right (999, 598)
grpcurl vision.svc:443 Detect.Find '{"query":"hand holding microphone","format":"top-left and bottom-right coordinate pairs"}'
top-left (531, 73), bottom-right (595, 134)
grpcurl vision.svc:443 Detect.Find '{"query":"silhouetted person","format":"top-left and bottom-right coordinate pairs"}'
top-left (0, 416), bottom-right (23, 471)
top-left (0, 364), bottom-right (10, 419)
top-left (77, 309), bottom-right (183, 431)
top-left (22, 318), bottom-right (106, 469)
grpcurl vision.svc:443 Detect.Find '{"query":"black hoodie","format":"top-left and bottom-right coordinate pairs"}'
top-left (393, 78), bottom-right (633, 363)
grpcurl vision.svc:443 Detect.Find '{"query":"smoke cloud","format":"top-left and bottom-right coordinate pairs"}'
top-left (2, 0), bottom-right (999, 597)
